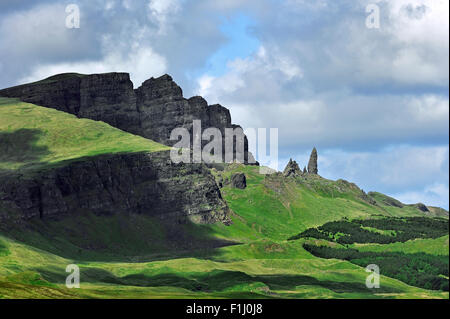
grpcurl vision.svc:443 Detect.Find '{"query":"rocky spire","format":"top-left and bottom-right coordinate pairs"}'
top-left (307, 147), bottom-right (318, 174)
top-left (303, 166), bottom-right (307, 174)
top-left (283, 158), bottom-right (301, 177)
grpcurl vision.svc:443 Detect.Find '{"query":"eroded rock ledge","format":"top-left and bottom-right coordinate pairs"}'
top-left (0, 151), bottom-right (231, 225)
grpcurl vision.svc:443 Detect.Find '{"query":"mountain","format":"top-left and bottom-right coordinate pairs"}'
top-left (0, 96), bottom-right (232, 226)
top-left (0, 74), bottom-right (448, 299)
top-left (0, 73), bottom-right (257, 165)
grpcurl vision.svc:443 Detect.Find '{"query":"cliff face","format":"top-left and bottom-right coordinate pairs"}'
top-left (0, 151), bottom-right (231, 225)
top-left (0, 73), bottom-right (256, 164)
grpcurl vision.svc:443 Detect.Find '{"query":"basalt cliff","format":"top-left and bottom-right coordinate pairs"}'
top-left (0, 151), bottom-right (230, 225)
top-left (0, 72), bottom-right (259, 225)
top-left (0, 73), bottom-right (256, 164)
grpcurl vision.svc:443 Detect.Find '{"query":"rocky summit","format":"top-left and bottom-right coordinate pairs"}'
top-left (0, 73), bottom-right (257, 165)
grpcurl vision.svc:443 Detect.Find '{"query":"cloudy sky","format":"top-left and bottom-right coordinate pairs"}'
top-left (0, 0), bottom-right (448, 208)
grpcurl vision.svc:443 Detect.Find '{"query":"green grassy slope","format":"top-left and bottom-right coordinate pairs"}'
top-left (204, 165), bottom-right (440, 243)
top-left (352, 235), bottom-right (449, 256)
top-left (1, 213), bottom-right (232, 262)
top-left (0, 99), bottom-right (448, 299)
top-left (0, 234), bottom-right (447, 299)
top-left (0, 97), bottom-right (169, 172)
top-left (286, 217), bottom-right (448, 291)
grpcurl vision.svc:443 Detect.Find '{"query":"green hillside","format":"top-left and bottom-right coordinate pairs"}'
top-left (353, 235), bottom-right (449, 256)
top-left (1, 164), bottom-right (447, 299)
top-left (205, 164), bottom-right (443, 243)
top-left (0, 97), bottom-right (169, 173)
top-left (0, 99), bottom-right (448, 299)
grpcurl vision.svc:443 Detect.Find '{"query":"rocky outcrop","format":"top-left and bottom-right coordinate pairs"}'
top-left (231, 173), bottom-right (246, 189)
top-left (283, 159), bottom-right (302, 177)
top-left (307, 147), bottom-right (318, 174)
top-left (0, 73), bottom-right (256, 164)
top-left (0, 151), bottom-right (231, 225)
top-left (412, 203), bottom-right (429, 213)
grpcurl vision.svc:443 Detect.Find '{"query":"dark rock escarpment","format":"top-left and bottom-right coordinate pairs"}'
top-left (0, 151), bottom-right (231, 225)
top-left (412, 203), bottom-right (430, 213)
top-left (0, 73), bottom-right (141, 135)
top-left (283, 159), bottom-right (302, 177)
top-left (0, 73), bottom-right (257, 164)
top-left (231, 173), bottom-right (247, 189)
top-left (307, 147), bottom-right (318, 174)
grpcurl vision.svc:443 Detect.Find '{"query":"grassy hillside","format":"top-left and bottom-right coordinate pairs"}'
top-left (286, 216), bottom-right (448, 291)
top-left (0, 234), bottom-right (447, 299)
top-left (1, 213), bottom-right (232, 262)
top-left (205, 165), bottom-right (441, 243)
top-left (2, 163), bottom-right (445, 299)
top-left (0, 99), bottom-right (448, 299)
top-left (352, 235), bottom-right (449, 256)
top-left (0, 97), bottom-right (169, 172)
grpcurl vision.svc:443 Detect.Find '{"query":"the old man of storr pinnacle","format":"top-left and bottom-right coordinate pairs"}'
top-left (0, 0), bottom-right (448, 315)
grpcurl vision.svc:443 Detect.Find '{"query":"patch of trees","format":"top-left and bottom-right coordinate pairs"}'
top-left (303, 243), bottom-right (449, 291)
top-left (288, 217), bottom-right (449, 244)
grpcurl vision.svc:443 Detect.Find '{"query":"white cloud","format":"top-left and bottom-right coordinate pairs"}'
top-left (344, 0), bottom-right (450, 87)
top-left (249, 0), bottom-right (449, 89)
top-left (196, 45), bottom-right (304, 105)
top-left (235, 46), bottom-right (303, 80)
top-left (192, 0), bottom-right (448, 156)
top-left (197, 75), bottom-right (215, 97)
top-left (105, 1), bottom-right (116, 11)
top-left (0, 3), bottom-right (83, 59)
top-left (393, 183), bottom-right (449, 208)
top-left (319, 145), bottom-right (448, 191)
top-left (122, 0), bottom-right (132, 10)
top-left (197, 62), bottom-right (449, 148)
top-left (147, 0), bottom-right (181, 34)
